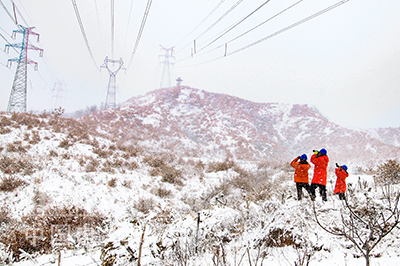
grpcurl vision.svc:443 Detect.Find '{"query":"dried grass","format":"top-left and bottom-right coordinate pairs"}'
top-left (0, 176), bottom-right (27, 192)
top-left (0, 205), bottom-right (106, 262)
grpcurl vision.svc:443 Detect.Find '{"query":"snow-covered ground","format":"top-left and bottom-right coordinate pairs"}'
top-left (3, 170), bottom-right (400, 266)
top-left (1, 113), bottom-right (400, 266)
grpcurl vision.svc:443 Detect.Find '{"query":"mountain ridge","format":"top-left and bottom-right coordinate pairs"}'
top-left (78, 86), bottom-right (400, 166)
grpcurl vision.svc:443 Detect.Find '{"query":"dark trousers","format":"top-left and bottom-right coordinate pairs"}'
top-left (296, 182), bottom-right (310, 200)
top-left (310, 183), bottom-right (327, 201)
top-left (336, 192), bottom-right (346, 200)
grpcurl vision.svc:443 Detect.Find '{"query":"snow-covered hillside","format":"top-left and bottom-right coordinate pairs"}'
top-left (1, 89), bottom-right (400, 265)
top-left (82, 86), bottom-right (400, 166)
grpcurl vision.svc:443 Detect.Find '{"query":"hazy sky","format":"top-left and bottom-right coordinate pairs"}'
top-left (1, 0), bottom-right (399, 129)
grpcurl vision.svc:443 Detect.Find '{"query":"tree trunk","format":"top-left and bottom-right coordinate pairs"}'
top-left (365, 249), bottom-right (370, 266)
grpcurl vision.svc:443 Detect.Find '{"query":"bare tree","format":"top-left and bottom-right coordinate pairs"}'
top-left (313, 192), bottom-right (400, 266)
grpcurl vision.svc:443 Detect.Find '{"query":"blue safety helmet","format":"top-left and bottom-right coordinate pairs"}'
top-left (342, 165), bottom-right (348, 171)
top-left (300, 154), bottom-right (307, 161)
top-left (319, 148), bottom-right (327, 155)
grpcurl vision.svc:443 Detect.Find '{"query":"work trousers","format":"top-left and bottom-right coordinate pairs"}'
top-left (296, 182), bottom-right (310, 200)
top-left (310, 183), bottom-right (327, 201)
top-left (336, 192), bottom-right (346, 200)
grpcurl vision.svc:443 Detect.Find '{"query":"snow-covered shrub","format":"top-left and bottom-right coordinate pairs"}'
top-left (27, 130), bottom-right (41, 145)
top-left (263, 228), bottom-right (299, 248)
top-left (48, 150), bottom-right (58, 157)
top-left (84, 158), bottom-right (101, 172)
top-left (0, 205), bottom-right (12, 225)
top-left (376, 159), bottom-right (400, 185)
top-left (144, 156), bottom-right (165, 168)
top-left (93, 146), bottom-right (113, 158)
top-left (32, 190), bottom-right (52, 206)
top-left (0, 115), bottom-right (12, 127)
top-left (122, 179), bottom-right (132, 188)
top-left (108, 177), bottom-right (118, 187)
top-left (0, 205), bottom-right (106, 262)
top-left (0, 175), bottom-right (27, 192)
top-left (150, 184), bottom-right (172, 198)
top-left (119, 144), bottom-right (140, 159)
top-left (160, 165), bottom-right (183, 185)
top-left (146, 156), bottom-right (183, 185)
top-left (10, 113), bottom-right (41, 128)
top-left (6, 141), bottom-right (28, 153)
top-left (134, 197), bottom-right (156, 214)
top-left (206, 159), bottom-right (236, 173)
top-left (58, 138), bottom-right (72, 149)
top-left (0, 127), bottom-right (11, 135)
top-left (314, 190), bottom-right (400, 266)
top-left (0, 156), bottom-right (36, 175)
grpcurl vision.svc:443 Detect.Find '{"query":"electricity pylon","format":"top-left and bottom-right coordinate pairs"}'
top-left (176, 77), bottom-right (183, 87)
top-left (52, 81), bottom-right (67, 109)
top-left (159, 46), bottom-right (174, 88)
top-left (4, 25), bottom-right (43, 113)
top-left (100, 57), bottom-right (125, 110)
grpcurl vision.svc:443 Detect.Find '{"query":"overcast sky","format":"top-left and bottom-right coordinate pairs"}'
top-left (1, 0), bottom-right (400, 129)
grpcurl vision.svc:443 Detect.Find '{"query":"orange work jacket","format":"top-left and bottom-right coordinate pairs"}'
top-left (290, 158), bottom-right (311, 183)
top-left (334, 167), bottom-right (349, 194)
top-left (310, 154), bottom-right (329, 186)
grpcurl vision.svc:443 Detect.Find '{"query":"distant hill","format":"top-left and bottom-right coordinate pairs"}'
top-left (80, 86), bottom-right (400, 166)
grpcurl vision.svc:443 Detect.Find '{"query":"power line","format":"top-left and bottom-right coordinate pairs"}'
top-left (175, 0), bottom-right (226, 51)
top-left (0, 0), bottom-right (16, 24)
top-left (175, 0), bottom-right (302, 64)
top-left (111, 0), bottom-right (115, 58)
top-left (225, 0), bottom-right (303, 47)
top-left (228, 0), bottom-right (350, 57)
top-left (194, 0), bottom-right (244, 42)
top-left (0, 30), bottom-right (19, 53)
top-left (127, 0), bottom-right (153, 68)
top-left (177, 0), bottom-right (351, 67)
top-left (71, 0), bottom-right (99, 70)
top-left (93, 0), bottom-right (106, 54)
top-left (122, 0), bottom-right (134, 56)
top-left (197, 0), bottom-right (273, 54)
top-left (11, 0), bottom-right (29, 26)
top-left (197, 0), bottom-right (304, 58)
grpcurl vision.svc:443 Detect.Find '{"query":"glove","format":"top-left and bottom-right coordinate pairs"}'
top-left (336, 163), bottom-right (340, 168)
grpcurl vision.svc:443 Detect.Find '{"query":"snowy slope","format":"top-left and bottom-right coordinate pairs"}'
top-left (84, 86), bottom-right (400, 166)
top-left (1, 91), bottom-right (400, 265)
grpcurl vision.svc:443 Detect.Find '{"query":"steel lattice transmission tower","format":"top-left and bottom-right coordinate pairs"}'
top-left (159, 46), bottom-right (175, 88)
top-left (52, 81), bottom-right (67, 109)
top-left (4, 25), bottom-right (43, 113)
top-left (100, 57), bottom-right (125, 110)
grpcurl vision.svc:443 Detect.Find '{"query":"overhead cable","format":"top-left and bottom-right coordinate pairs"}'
top-left (71, 0), bottom-right (99, 70)
top-left (175, 0), bottom-right (226, 51)
top-left (93, 0), bottom-right (106, 53)
top-left (177, 0), bottom-right (350, 67)
top-left (11, 1), bottom-right (29, 26)
top-left (0, 0), bottom-right (17, 24)
top-left (122, 0), bottom-right (134, 55)
top-left (0, 29), bottom-right (19, 53)
top-left (197, 0), bottom-right (273, 53)
top-left (111, 0), bottom-right (115, 58)
top-left (208, 0), bottom-right (304, 54)
top-left (196, 0), bottom-right (243, 42)
top-left (228, 0), bottom-right (350, 57)
top-left (177, 0), bottom-right (303, 63)
top-left (127, 0), bottom-right (153, 68)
